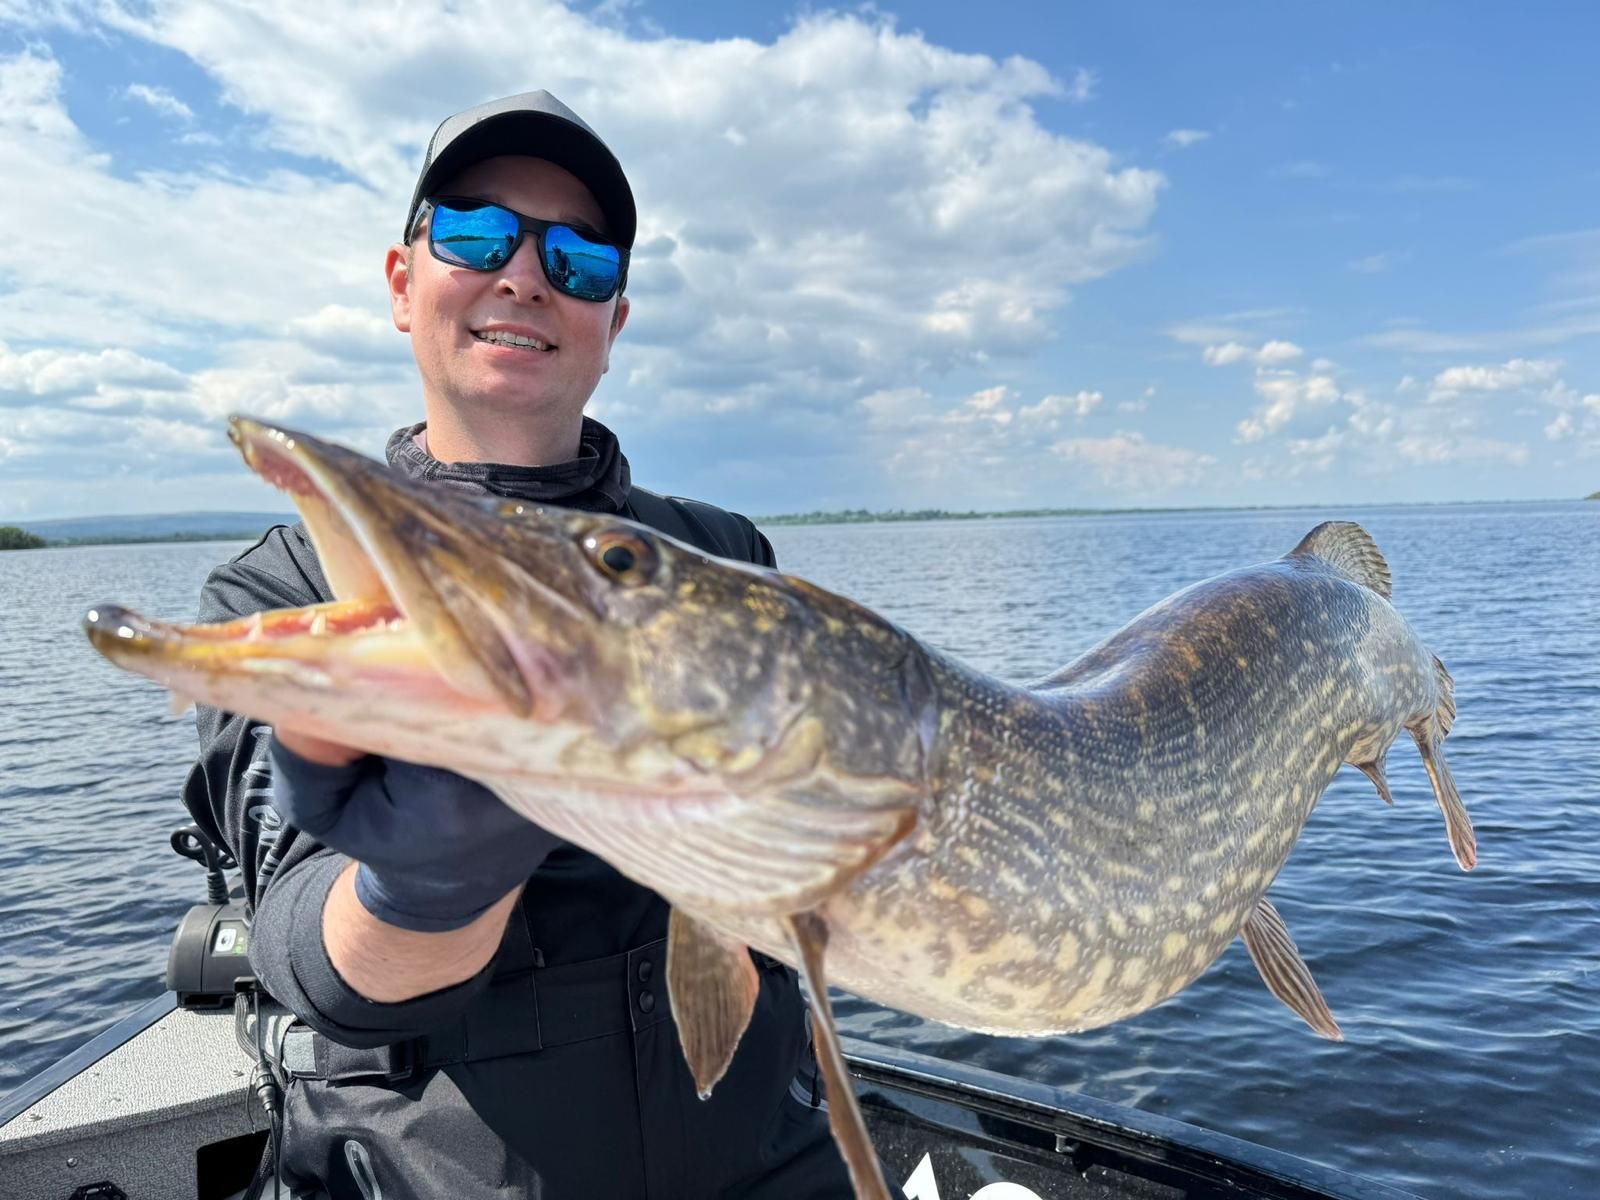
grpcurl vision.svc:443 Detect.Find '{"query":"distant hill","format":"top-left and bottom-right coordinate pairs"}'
top-left (1588, 491), bottom-right (1599, 500)
top-left (11, 511), bottom-right (294, 545)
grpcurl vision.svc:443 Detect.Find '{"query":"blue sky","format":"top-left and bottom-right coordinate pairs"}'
top-left (1, 1), bottom-right (1597, 519)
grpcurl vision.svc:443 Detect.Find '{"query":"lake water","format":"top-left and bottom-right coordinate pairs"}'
top-left (1, 502), bottom-right (1597, 1197)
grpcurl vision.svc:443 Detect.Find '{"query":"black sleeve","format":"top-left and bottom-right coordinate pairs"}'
top-left (746, 519), bottom-right (778, 570)
top-left (183, 530), bottom-right (497, 1046)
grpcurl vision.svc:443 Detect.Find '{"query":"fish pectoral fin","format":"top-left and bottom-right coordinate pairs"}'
top-left (786, 911), bottom-right (892, 1200)
top-left (1241, 898), bottom-right (1343, 1041)
top-left (1353, 750), bottom-right (1394, 805)
top-left (1410, 653), bottom-right (1475, 871)
top-left (1412, 730), bottom-right (1476, 872)
top-left (667, 908), bottom-right (761, 1099)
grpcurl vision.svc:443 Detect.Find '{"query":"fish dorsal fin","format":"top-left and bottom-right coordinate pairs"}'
top-left (1287, 521), bottom-right (1392, 599)
top-left (1240, 897), bottom-right (1343, 1040)
top-left (667, 908), bottom-right (760, 1099)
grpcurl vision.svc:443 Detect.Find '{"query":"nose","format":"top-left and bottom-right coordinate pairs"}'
top-left (493, 236), bottom-right (549, 303)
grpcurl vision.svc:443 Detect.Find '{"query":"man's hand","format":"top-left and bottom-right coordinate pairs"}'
top-left (268, 734), bottom-right (560, 932)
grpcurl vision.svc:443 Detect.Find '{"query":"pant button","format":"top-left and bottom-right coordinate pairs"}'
top-left (637, 959), bottom-right (654, 983)
top-left (638, 990), bottom-right (656, 1014)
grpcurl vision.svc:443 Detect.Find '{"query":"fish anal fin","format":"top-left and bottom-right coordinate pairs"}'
top-left (1287, 521), bottom-right (1392, 599)
top-left (667, 908), bottom-right (760, 1099)
top-left (786, 911), bottom-right (891, 1200)
top-left (1241, 898), bottom-right (1343, 1041)
top-left (1353, 750), bottom-right (1394, 805)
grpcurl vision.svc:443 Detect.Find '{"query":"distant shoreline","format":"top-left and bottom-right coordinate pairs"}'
top-left (2, 494), bottom-right (1591, 548)
top-left (27, 532), bottom-right (275, 548)
top-left (756, 495), bottom-right (1597, 527)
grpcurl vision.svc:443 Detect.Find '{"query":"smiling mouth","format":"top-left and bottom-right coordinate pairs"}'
top-left (475, 329), bottom-right (555, 351)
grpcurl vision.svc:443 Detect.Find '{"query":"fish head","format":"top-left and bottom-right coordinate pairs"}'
top-left (86, 418), bottom-right (932, 909)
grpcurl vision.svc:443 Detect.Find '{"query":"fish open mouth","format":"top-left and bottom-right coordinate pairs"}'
top-left (83, 416), bottom-right (536, 718)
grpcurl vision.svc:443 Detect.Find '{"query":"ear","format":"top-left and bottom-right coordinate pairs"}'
top-left (385, 243), bottom-right (413, 333)
top-left (602, 294), bottom-right (630, 375)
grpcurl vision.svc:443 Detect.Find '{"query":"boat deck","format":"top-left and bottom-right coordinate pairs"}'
top-left (2, 994), bottom-right (1422, 1200)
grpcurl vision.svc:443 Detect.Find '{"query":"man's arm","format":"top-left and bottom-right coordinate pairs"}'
top-left (186, 534), bottom-right (519, 1042)
top-left (275, 727), bottom-right (520, 1003)
top-left (322, 861), bottom-right (520, 1002)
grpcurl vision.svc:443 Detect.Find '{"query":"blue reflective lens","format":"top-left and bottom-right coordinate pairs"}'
top-left (542, 224), bottom-right (623, 302)
top-left (427, 199), bottom-right (624, 302)
top-left (429, 202), bottom-right (518, 271)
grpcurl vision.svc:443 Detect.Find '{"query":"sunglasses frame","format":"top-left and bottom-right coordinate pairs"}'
top-left (415, 195), bottom-right (629, 302)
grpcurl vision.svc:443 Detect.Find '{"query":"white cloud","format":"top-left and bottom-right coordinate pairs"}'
top-left (1064, 67), bottom-right (1097, 102)
top-left (859, 386), bottom-right (933, 425)
top-left (1203, 339), bottom-right (1302, 367)
top-left (1022, 390), bottom-right (1102, 421)
top-left (1164, 128), bottom-right (1210, 148)
top-left (1203, 341), bottom-right (1251, 366)
top-left (1286, 427), bottom-right (1344, 471)
top-left (125, 83), bottom-right (193, 121)
top-left (965, 385), bottom-right (1012, 418)
top-left (1545, 412), bottom-right (1573, 440)
top-left (0, 342), bottom-right (187, 401)
top-left (1050, 432), bottom-right (1215, 490)
top-left (1117, 385), bottom-right (1154, 413)
top-left (1396, 436), bottom-right (1529, 465)
top-left (1429, 357), bottom-right (1562, 402)
top-left (286, 304), bottom-right (408, 364)
top-left (1235, 369), bottom-right (1344, 443)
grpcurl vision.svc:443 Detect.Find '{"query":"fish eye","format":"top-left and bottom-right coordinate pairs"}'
top-left (583, 529), bottom-right (658, 586)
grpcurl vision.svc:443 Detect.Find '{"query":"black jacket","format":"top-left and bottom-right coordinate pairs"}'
top-left (182, 419), bottom-right (849, 1198)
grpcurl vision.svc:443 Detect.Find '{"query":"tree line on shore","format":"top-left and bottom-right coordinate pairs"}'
top-left (0, 526), bottom-right (46, 550)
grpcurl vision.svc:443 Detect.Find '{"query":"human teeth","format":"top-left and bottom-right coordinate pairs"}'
top-left (476, 330), bottom-right (551, 350)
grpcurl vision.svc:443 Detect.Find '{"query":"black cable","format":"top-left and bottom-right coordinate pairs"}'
top-left (246, 989), bottom-right (284, 1200)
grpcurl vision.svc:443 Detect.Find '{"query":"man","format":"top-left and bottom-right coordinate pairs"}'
top-left (182, 91), bottom-right (854, 1198)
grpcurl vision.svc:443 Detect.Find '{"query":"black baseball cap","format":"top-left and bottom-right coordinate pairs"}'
top-left (404, 90), bottom-right (636, 248)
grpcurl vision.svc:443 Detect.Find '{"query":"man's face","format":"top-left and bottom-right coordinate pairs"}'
top-left (387, 155), bottom-right (630, 430)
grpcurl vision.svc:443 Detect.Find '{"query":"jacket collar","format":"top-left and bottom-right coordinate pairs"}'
top-left (384, 417), bottom-right (632, 512)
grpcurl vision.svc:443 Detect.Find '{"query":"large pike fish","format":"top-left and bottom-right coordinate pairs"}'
top-left (86, 418), bottom-right (1475, 1199)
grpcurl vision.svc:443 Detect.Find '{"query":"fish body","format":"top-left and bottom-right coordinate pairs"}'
top-left (705, 551), bottom-right (1467, 1036)
top-left (84, 420), bottom-right (1474, 1199)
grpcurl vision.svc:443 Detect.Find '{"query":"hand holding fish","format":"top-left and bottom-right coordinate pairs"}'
top-left (86, 418), bottom-right (1476, 1200)
top-left (267, 739), bottom-right (560, 933)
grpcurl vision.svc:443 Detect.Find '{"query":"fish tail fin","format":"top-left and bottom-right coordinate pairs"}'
top-left (1411, 654), bottom-right (1474, 871)
top-left (1287, 522), bottom-right (1392, 599)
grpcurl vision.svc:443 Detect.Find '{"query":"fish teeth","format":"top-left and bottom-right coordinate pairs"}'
top-left (309, 612), bottom-right (329, 637)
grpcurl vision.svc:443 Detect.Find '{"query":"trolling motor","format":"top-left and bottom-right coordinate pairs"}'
top-left (167, 823), bottom-right (255, 1008)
